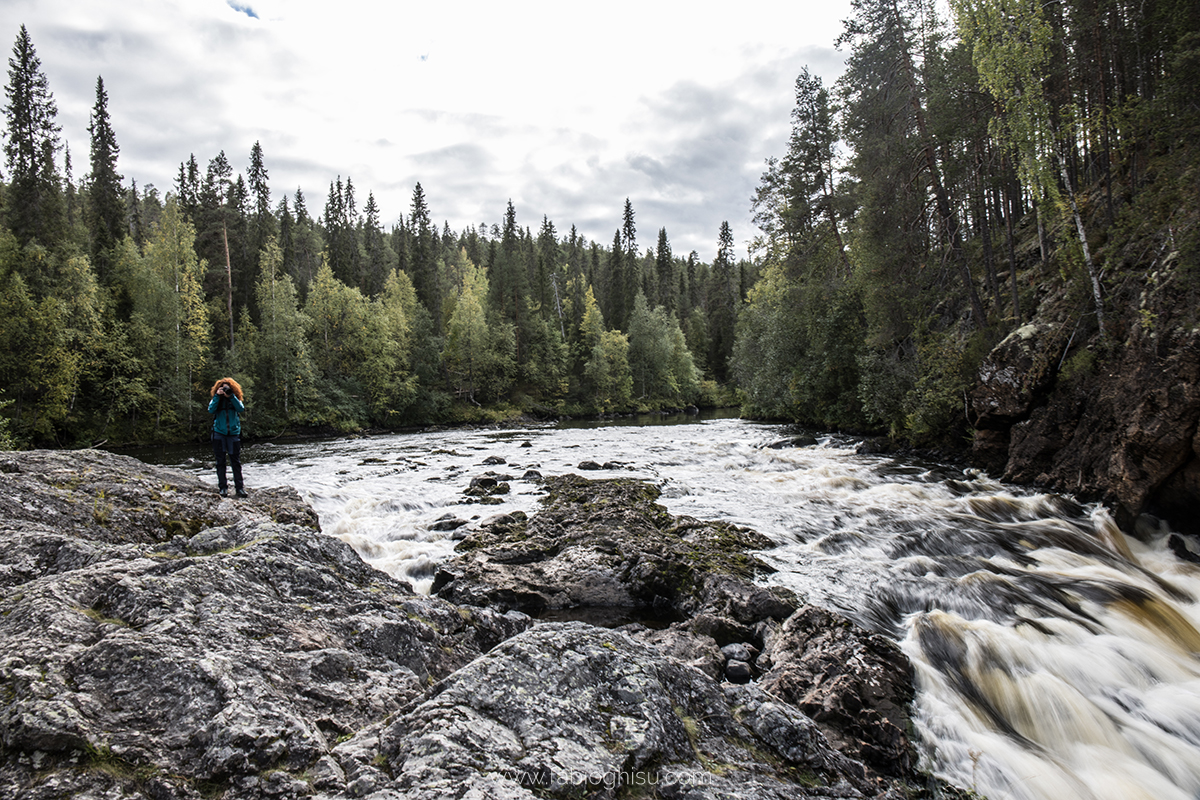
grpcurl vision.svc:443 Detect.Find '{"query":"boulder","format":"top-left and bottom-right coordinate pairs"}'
top-left (968, 322), bottom-right (1067, 429)
top-left (759, 605), bottom-right (918, 779)
top-left (432, 474), bottom-right (792, 622)
top-left (320, 623), bottom-right (884, 800)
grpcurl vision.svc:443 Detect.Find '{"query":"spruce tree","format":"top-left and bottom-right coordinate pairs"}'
top-left (86, 76), bottom-right (124, 283)
top-left (3, 25), bottom-right (65, 248)
top-left (247, 140), bottom-right (274, 262)
top-left (408, 182), bottom-right (437, 320)
top-left (655, 227), bottom-right (674, 311)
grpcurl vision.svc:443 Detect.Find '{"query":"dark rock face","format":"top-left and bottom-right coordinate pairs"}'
top-left (759, 606), bottom-right (917, 778)
top-left (970, 322), bottom-right (1200, 534)
top-left (0, 451), bottom-right (945, 799)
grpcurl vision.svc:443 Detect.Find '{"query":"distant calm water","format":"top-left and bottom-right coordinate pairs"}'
top-left (129, 413), bottom-right (1200, 800)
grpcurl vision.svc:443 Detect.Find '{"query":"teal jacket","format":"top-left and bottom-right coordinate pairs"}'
top-left (208, 394), bottom-right (245, 436)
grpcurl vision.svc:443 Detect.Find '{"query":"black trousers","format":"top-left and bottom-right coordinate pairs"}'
top-left (211, 433), bottom-right (243, 491)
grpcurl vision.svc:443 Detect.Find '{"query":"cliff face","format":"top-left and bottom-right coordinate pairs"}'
top-left (969, 276), bottom-right (1200, 536)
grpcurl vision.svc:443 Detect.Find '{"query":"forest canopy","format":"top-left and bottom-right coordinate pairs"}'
top-left (1, 0), bottom-right (1198, 448)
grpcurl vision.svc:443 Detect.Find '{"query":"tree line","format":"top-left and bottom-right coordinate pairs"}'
top-left (3, 0), bottom-right (1199, 448)
top-left (0, 25), bottom-right (753, 445)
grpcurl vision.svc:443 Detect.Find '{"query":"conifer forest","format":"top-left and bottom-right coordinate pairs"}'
top-left (1, 0), bottom-right (1198, 450)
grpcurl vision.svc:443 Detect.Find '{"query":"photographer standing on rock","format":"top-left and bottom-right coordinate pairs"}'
top-left (208, 377), bottom-right (247, 498)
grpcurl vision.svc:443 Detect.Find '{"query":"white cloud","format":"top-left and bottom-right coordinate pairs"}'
top-left (5, 0), bottom-right (849, 258)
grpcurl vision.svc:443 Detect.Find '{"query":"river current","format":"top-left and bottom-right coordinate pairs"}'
top-left (137, 412), bottom-right (1200, 800)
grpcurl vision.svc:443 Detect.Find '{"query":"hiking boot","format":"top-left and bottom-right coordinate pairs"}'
top-left (218, 487), bottom-right (228, 497)
top-left (235, 489), bottom-right (248, 498)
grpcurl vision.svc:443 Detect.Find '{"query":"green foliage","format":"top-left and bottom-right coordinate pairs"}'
top-left (902, 328), bottom-right (990, 446)
top-left (252, 237), bottom-right (316, 430)
top-left (445, 260), bottom-right (515, 405)
top-left (734, 261), bottom-right (867, 428)
top-left (626, 292), bottom-right (699, 404)
top-left (1059, 347), bottom-right (1096, 384)
top-left (5, 8), bottom-right (1195, 443)
top-left (584, 329), bottom-right (633, 412)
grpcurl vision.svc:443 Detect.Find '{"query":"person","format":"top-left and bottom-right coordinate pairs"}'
top-left (208, 377), bottom-right (247, 498)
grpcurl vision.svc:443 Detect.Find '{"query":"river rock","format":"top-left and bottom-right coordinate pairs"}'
top-left (432, 474), bottom-right (794, 622)
top-left (759, 605), bottom-right (918, 779)
top-left (318, 622), bottom-right (887, 800)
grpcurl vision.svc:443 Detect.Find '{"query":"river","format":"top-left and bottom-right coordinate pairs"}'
top-left (132, 412), bottom-right (1200, 800)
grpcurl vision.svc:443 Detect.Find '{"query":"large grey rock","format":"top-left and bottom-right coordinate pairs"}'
top-left (0, 451), bottom-right (534, 799)
top-left (0, 448), bottom-right (318, 551)
top-left (318, 623), bottom-right (882, 800)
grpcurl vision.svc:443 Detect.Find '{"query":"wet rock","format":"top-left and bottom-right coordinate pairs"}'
top-left (1168, 534), bottom-right (1200, 563)
top-left (522, 469), bottom-right (543, 481)
top-left (601, 461), bottom-right (624, 469)
top-left (482, 455), bottom-right (507, 466)
top-left (857, 436), bottom-right (893, 455)
top-left (434, 474), bottom-right (784, 621)
top-left (760, 605), bottom-right (918, 779)
top-left (429, 514), bottom-right (468, 532)
top-left (464, 472), bottom-right (512, 500)
top-left (767, 435), bottom-right (818, 449)
top-left (577, 460), bottom-right (603, 470)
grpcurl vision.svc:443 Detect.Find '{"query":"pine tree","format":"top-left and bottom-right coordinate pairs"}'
top-left (408, 182), bottom-right (438, 319)
top-left (247, 140), bottom-right (274, 263)
top-left (361, 192), bottom-right (394, 298)
top-left (654, 227), bottom-right (674, 311)
top-left (86, 76), bottom-right (124, 283)
top-left (3, 25), bottom-right (65, 248)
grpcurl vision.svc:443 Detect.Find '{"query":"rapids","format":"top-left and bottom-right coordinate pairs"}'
top-left (138, 412), bottom-right (1200, 800)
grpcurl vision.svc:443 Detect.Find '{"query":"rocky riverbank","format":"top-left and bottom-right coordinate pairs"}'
top-left (0, 449), bottom-right (968, 799)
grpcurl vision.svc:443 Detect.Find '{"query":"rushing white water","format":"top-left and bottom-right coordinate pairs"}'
top-left (141, 413), bottom-right (1200, 800)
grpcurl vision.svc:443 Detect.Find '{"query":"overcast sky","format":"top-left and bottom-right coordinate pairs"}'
top-left (5, 0), bottom-right (851, 261)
